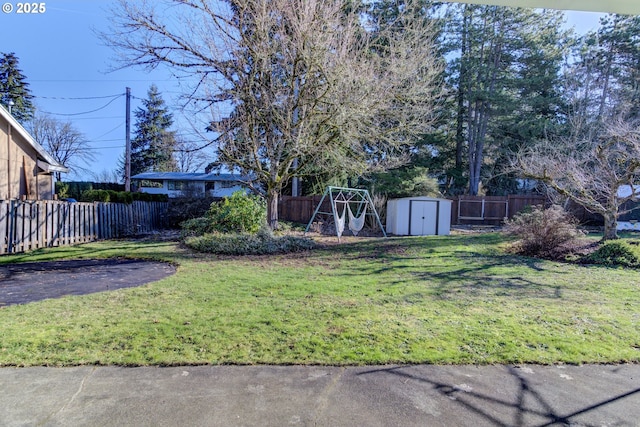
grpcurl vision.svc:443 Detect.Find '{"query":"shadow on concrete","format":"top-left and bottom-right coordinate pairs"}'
top-left (358, 365), bottom-right (640, 426)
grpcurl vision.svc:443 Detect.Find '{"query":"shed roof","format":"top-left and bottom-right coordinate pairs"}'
top-left (388, 196), bottom-right (453, 203)
top-left (0, 104), bottom-right (69, 173)
top-left (131, 172), bottom-right (250, 182)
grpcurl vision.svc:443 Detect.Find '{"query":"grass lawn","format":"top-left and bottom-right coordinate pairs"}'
top-left (1, 232), bottom-right (639, 367)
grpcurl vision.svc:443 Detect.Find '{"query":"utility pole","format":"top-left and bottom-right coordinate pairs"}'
top-left (125, 87), bottom-right (131, 192)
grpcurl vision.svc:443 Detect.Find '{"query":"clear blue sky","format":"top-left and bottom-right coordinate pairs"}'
top-left (0, 1), bottom-right (604, 181)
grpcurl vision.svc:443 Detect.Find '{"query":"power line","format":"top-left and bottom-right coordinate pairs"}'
top-left (34, 93), bottom-right (124, 100)
top-left (94, 123), bottom-right (124, 140)
top-left (59, 116), bottom-right (123, 121)
top-left (40, 94), bottom-right (124, 116)
top-left (30, 79), bottom-right (178, 83)
top-left (84, 145), bottom-right (125, 150)
top-left (88, 138), bottom-right (124, 143)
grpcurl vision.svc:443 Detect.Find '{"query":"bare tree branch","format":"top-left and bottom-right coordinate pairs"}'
top-left (28, 113), bottom-right (96, 181)
top-left (104, 0), bottom-right (443, 227)
top-left (512, 118), bottom-right (640, 240)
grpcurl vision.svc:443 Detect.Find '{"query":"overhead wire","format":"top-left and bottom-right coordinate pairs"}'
top-left (34, 93), bottom-right (124, 100)
top-left (40, 94), bottom-right (124, 116)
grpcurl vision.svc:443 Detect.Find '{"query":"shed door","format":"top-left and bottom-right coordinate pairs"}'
top-left (409, 200), bottom-right (439, 236)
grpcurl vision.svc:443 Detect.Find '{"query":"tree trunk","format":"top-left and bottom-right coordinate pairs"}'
top-left (602, 212), bottom-right (618, 241)
top-left (598, 19), bottom-right (618, 121)
top-left (267, 190), bottom-right (279, 230)
top-left (455, 6), bottom-right (469, 173)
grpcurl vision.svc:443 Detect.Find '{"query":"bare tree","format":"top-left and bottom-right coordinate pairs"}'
top-left (104, 0), bottom-right (442, 228)
top-left (28, 113), bottom-right (95, 180)
top-left (512, 119), bottom-right (640, 240)
top-left (174, 137), bottom-right (211, 173)
top-left (91, 169), bottom-right (122, 184)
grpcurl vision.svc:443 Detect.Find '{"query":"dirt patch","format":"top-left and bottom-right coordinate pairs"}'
top-left (0, 258), bottom-right (176, 307)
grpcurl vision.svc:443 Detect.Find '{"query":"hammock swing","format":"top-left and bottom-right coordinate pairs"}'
top-left (347, 203), bottom-right (367, 236)
top-left (305, 186), bottom-right (386, 241)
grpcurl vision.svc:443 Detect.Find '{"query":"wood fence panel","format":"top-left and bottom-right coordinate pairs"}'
top-left (0, 201), bottom-right (8, 254)
top-left (507, 195), bottom-right (547, 217)
top-left (14, 201), bottom-right (25, 253)
top-left (26, 202), bottom-right (37, 252)
top-left (0, 200), bottom-right (168, 255)
top-left (50, 202), bottom-right (58, 247)
top-left (450, 195), bottom-right (547, 225)
top-left (37, 201), bottom-right (46, 249)
top-left (278, 196), bottom-right (325, 224)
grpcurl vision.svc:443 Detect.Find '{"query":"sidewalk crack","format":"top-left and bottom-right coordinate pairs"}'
top-left (313, 367), bottom-right (345, 426)
top-left (38, 367), bottom-right (96, 426)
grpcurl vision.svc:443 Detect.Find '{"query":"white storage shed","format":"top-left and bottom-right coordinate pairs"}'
top-left (386, 197), bottom-right (452, 236)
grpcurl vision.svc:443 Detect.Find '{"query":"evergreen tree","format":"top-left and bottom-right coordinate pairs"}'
top-left (484, 9), bottom-right (572, 194)
top-left (0, 52), bottom-right (35, 123)
top-left (130, 84), bottom-right (176, 176)
top-left (443, 5), bottom-right (570, 195)
top-left (568, 14), bottom-right (640, 123)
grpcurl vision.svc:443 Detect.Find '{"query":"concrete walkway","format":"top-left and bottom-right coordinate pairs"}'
top-left (1, 364), bottom-right (639, 426)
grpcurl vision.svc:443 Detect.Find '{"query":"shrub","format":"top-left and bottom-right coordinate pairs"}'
top-left (167, 197), bottom-right (218, 229)
top-left (180, 217), bottom-right (213, 238)
top-left (77, 190), bottom-right (167, 204)
top-left (133, 192), bottom-right (168, 202)
top-left (504, 205), bottom-right (582, 256)
top-left (80, 189), bottom-right (111, 202)
top-left (207, 191), bottom-right (266, 234)
top-left (586, 240), bottom-right (640, 267)
top-left (57, 182), bottom-right (126, 200)
top-left (109, 190), bottom-right (133, 204)
top-left (184, 227), bottom-right (316, 255)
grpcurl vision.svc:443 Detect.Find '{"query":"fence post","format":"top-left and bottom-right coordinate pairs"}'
top-left (7, 200), bottom-right (16, 253)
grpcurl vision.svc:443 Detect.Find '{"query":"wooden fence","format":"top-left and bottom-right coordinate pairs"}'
top-left (450, 195), bottom-right (547, 225)
top-left (279, 194), bottom-right (548, 227)
top-left (278, 195), bottom-right (325, 224)
top-left (0, 200), bottom-right (168, 255)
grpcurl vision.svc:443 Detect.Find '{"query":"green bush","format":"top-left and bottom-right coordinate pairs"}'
top-left (207, 191), bottom-right (266, 234)
top-left (167, 197), bottom-right (218, 229)
top-left (77, 190), bottom-right (167, 204)
top-left (587, 240), bottom-right (640, 267)
top-left (133, 192), bottom-right (168, 202)
top-left (57, 181), bottom-right (125, 200)
top-left (180, 217), bottom-right (213, 238)
top-left (109, 190), bottom-right (133, 204)
top-left (505, 205), bottom-right (582, 256)
top-left (80, 189), bottom-right (111, 202)
top-left (184, 227), bottom-right (316, 255)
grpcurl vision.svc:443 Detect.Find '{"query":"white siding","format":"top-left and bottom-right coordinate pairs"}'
top-left (386, 197), bottom-right (452, 236)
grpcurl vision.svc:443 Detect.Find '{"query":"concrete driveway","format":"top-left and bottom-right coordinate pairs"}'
top-left (1, 364), bottom-right (639, 426)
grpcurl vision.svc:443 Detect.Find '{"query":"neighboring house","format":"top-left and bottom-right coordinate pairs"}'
top-left (617, 185), bottom-right (640, 231)
top-left (0, 104), bottom-right (68, 200)
top-left (132, 172), bottom-right (251, 198)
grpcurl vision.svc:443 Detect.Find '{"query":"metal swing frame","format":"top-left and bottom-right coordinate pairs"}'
top-left (304, 186), bottom-right (387, 240)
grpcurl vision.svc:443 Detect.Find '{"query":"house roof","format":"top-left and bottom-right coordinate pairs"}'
top-left (131, 172), bottom-right (251, 182)
top-left (0, 104), bottom-right (69, 173)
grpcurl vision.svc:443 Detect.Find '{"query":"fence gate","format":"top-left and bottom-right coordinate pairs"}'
top-left (457, 198), bottom-right (508, 221)
top-left (451, 195), bottom-right (547, 225)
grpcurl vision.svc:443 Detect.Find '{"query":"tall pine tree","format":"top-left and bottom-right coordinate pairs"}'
top-left (0, 52), bottom-right (35, 123)
top-left (130, 84), bottom-right (176, 176)
top-left (568, 14), bottom-right (640, 123)
top-left (443, 5), bottom-right (570, 195)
